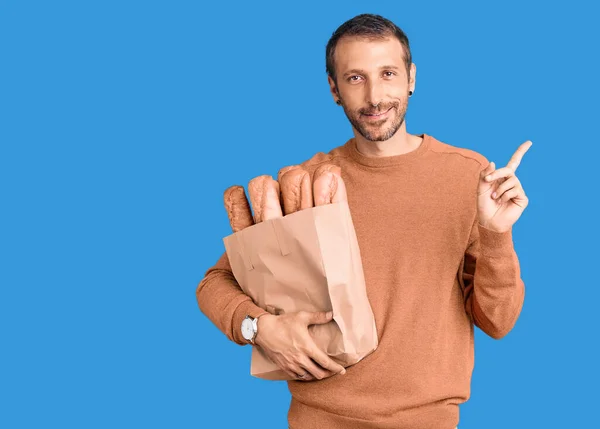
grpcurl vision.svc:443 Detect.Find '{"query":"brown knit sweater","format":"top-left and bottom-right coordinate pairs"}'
top-left (196, 133), bottom-right (525, 429)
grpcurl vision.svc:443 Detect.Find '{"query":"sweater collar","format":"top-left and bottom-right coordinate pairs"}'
top-left (345, 133), bottom-right (431, 168)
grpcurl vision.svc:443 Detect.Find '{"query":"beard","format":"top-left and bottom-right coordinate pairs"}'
top-left (342, 97), bottom-right (408, 142)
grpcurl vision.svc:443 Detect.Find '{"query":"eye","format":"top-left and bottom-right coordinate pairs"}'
top-left (383, 71), bottom-right (396, 78)
top-left (348, 75), bottom-right (362, 83)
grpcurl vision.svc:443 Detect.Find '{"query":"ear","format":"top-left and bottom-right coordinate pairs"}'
top-left (327, 75), bottom-right (339, 102)
top-left (409, 63), bottom-right (416, 92)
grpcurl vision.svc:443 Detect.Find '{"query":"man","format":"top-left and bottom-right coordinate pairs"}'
top-left (196, 13), bottom-right (530, 429)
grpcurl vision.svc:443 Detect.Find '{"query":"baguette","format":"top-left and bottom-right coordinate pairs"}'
top-left (278, 166), bottom-right (314, 215)
top-left (248, 174), bottom-right (283, 223)
top-left (277, 164), bottom-right (299, 183)
top-left (223, 185), bottom-right (254, 232)
top-left (312, 163), bottom-right (348, 206)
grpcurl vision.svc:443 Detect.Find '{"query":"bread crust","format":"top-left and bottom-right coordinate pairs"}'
top-left (312, 163), bottom-right (348, 206)
top-left (278, 166), bottom-right (314, 215)
top-left (248, 174), bottom-right (283, 223)
top-left (223, 185), bottom-right (254, 232)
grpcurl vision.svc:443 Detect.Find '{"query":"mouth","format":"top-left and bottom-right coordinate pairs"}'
top-left (361, 107), bottom-right (393, 121)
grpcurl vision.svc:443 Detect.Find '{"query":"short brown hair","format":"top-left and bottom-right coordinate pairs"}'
top-left (325, 14), bottom-right (412, 84)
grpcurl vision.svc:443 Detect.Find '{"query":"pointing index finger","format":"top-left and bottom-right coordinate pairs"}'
top-left (506, 140), bottom-right (532, 171)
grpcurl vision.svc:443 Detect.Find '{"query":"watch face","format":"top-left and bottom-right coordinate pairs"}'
top-left (241, 318), bottom-right (254, 340)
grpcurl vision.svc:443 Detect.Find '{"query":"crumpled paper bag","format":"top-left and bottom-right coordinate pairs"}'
top-left (223, 200), bottom-right (378, 380)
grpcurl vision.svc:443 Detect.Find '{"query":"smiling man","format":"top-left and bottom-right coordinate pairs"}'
top-left (328, 25), bottom-right (418, 151)
top-left (196, 13), bottom-right (529, 429)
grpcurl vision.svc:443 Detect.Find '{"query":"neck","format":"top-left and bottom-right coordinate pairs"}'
top-left (353, 122), bottom-right (420, 158)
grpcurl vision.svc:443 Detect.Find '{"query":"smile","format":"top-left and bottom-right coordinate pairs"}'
top-left (362, 107), bottom-right (392, 120)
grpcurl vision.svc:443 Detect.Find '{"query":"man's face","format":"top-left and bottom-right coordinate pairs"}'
top-left (329, 36), bottom-right (415, 142)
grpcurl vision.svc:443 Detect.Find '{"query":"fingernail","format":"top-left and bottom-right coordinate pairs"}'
top-left (326, 311), bottom-right (333, 318)
top-left (485, 175), bottom-right (492, 181)
top-left (492, 192), bottom-right (497, 199)
top-left (339, 369), bottom-right (346, 375)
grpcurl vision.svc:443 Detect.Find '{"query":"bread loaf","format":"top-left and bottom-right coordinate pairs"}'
top-left (223, 163), bottom-right (347, 232)
top-left (312, 163), bottom-right (348, 206)
top-left (223, 185), bottom-right (254, 232)
top-left (248, 174), bottom-right (283, 223)
top-left (277, 164), bottom-right (299, 183)
top-left (278, 165), bottom-right (314, 215)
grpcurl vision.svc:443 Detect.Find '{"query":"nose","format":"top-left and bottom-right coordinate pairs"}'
top-left (365, 80), bottom-right (384, 108)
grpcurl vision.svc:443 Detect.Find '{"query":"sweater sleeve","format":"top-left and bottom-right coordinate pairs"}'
top-left (196, 250), bottom-right (270, 346)
top-left (459, 217), bottom-right (526, 339)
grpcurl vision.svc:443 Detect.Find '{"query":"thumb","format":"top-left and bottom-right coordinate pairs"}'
top-left (305, 310), bottom-right (333, 326)
top-left (481, 161), bottom-right (495, 179)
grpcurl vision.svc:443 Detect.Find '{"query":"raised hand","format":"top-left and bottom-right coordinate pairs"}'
top-left (477, 140), bottom-right (532, 233)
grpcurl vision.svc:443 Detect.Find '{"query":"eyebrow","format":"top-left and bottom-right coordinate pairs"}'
top-left (343, 65), bottom-right (400, 77)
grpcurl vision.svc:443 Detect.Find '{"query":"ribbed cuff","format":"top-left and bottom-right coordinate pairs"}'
top-left (477, 223), bottom-right (515, 258)
top-left (231, 299), bottom-right (270, 345)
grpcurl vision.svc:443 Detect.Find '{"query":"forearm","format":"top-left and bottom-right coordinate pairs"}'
top-left (196, 251), bottom-right (269, 345)
top-left (470, 224), bottom-right (525, 339)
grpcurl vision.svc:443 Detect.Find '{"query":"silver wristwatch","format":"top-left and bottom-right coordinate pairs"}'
top-left (241, 315), bottom-right (261, 344)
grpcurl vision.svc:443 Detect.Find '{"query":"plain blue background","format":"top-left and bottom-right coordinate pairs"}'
top-left (1, 0), bottom-right (598, 428)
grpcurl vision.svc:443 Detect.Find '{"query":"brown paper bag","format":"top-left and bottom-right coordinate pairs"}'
top-left (222, 200), bottom-right (378, 380)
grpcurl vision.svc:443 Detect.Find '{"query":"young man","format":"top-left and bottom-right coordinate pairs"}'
top-left (196, 13), bottom-right (530, 429)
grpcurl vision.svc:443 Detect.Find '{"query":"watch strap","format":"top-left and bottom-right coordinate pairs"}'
top-left (250, 312), bottom-right (270, 344)
top-left (242, 309), bottom-right (270, 344)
